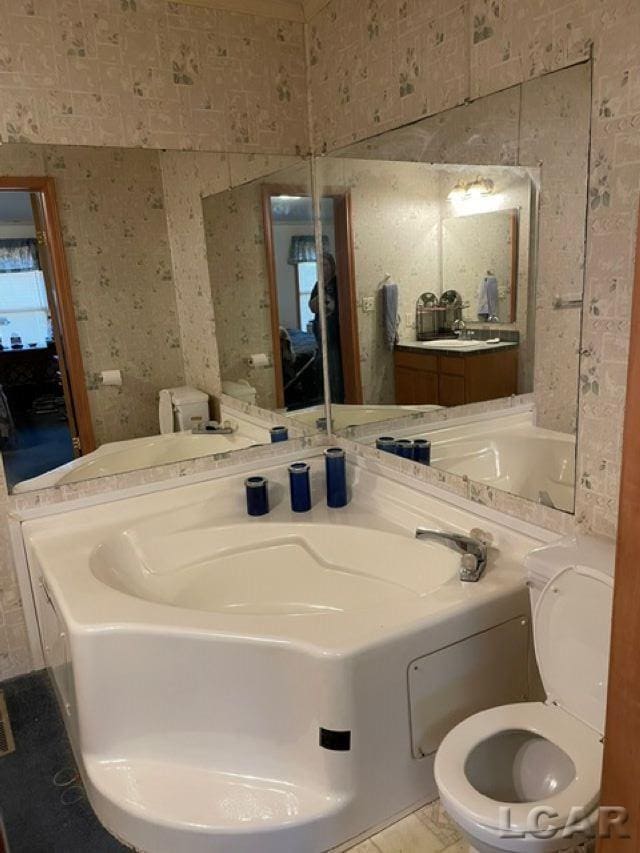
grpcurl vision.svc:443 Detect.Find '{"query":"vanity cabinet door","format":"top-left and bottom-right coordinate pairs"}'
top-left (439, 372), bottom-right (466, 406)
top-left (395, 365), bottom-right (439, 404)
top-left (394, 351), bottom-right (439, 404)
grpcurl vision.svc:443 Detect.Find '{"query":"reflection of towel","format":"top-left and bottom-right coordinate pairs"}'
top-left (382, 282), bottom-right (399, 349)
top-left (477, 276), bottom-right (499, 318)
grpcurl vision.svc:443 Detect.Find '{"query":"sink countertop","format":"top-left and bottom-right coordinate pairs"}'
top-left (396, 339), bottom-right (519, 356)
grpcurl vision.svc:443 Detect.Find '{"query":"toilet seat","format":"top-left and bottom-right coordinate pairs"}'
top-left (434, 701), bottom-right (603, 834)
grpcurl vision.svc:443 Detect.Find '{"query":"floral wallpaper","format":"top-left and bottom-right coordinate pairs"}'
top-left (0, 0), bottom-right (308, 154)
top-left (0, 142), bottom-right (186, 445)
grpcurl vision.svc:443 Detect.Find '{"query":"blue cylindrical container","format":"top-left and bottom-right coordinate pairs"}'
top-left (270, 426), bottom-right (289, 443)
top-left (395, 439), bottom-right (414, 459)
top-left (413, 438), bottom-right (431, 465)
top-left (245, 476), bottom-right (269, 516)
top-left (324, 447), bottom-right (348, 508)
top-left (288, 462), bottom-right (312, 513)
top-left (376, 436), bottom-right (396, 454)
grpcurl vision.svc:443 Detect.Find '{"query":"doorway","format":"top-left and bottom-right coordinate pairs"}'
top-left (262, 187), bottom-right (362, 410)
top-left (0, 178), bottom-right (93, 490)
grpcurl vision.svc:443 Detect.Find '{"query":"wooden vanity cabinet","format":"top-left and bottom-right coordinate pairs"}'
top-left (393, 346), bottom-right (518, 406)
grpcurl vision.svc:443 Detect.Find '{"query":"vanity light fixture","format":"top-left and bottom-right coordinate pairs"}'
top-left (447, 177), bottom-right (495, 201)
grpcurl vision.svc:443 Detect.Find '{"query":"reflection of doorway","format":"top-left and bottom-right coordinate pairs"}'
top-left (0, 179), bottom-right (93, 489)
top-left (262, 187), bottom-right (361, 409)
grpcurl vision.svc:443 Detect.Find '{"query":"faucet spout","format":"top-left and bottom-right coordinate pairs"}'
top-left (415, 527), bottom-right (490, 582)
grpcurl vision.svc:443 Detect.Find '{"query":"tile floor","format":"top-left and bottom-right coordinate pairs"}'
top-left (0, 671), bottom-right (465, 853)
top-left (346, 801), bottom-right (464, 853)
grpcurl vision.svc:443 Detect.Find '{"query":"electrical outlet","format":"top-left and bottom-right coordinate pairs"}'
top-left (361, 296), bottom-right (375, 313)
top-left (405, 312), bottom-right (415, 327)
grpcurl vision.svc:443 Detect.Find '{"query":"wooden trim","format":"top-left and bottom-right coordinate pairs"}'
top-left (0, 177), bottom-right (95, 454)
top-left (598, 205), bottom-right (640, 851)
top-left (333, 192), bottom-right (362, 403)
top-left (261, 186), bottom-right (286, 408)
top-left (509, 210), bottom-right (519, 323)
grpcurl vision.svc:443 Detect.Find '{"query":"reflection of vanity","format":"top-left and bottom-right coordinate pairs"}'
top-left (394, 340), bottom-right (519, 406)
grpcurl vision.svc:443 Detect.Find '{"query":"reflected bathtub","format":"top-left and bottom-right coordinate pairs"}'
top-left (289, 403), bottom-right (442, 431)
top-left (369, 410), bottom-right (576, 513)
top-left (13, 423), bottom-right (269, 493)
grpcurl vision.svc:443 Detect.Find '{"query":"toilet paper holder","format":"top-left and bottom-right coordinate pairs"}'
top-left (101, 369), bottom-right (122, 386)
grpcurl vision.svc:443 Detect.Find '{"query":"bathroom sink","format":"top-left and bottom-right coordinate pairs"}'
top-left (418, 339), bottom-right (485, 349)
top-left (91, 523), bottom-right (461, 616)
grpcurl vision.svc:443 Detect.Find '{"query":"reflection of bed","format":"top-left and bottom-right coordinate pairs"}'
top-left (280, 327), bottom-right (320, 409)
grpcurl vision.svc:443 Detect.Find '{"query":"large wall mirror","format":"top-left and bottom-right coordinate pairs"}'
top-left (315, 61), bottom-right (591, 514)
top-left (202, 161), bottom-right (329, 425)
top-left (0, 146), bottom-right (324, 494)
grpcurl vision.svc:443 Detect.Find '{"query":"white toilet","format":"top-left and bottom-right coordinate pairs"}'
top-left (434, 536), bottom-right (615, 853)
top-left (158, 386), bottom-right (210, 433)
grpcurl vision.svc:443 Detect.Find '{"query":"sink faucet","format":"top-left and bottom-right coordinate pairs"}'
top-left (453, 319), bottom-right (474, 341)
top-left (415, 527), bottom-right (492, 582)
top-left (192, 420), bottom-right (236, 435)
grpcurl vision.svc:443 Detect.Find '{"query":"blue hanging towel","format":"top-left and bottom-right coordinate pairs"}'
top-left (477, 275), bottom-right (499, 318)
top-left (382, 281), bottom-right (399, 349)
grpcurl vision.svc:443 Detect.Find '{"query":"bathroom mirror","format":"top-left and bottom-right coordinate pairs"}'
top-left (202, 160), bottom-right (328, 426)
top-left (316, 62), bottom-right (592, 513)
top-left (0, 144), bottom-right (319, 494)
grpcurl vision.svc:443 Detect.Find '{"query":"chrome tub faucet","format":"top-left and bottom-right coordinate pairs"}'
top-left (415, 527), bottom-right (493, 582)
top-left (192, 420), bottom-right (236, 435)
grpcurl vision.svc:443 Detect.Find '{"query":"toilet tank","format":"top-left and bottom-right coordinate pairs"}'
top-left (158, 386), bottom-right (210, 433)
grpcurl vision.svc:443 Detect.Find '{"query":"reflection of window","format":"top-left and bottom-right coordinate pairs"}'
top-left (296, 262), bottom-right (316, 331)
top-left (0, 270), bottom-right (50, 347)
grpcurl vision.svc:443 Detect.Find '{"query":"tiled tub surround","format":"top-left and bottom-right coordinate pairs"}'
top-left (19, 450), bottom-right (555, 852)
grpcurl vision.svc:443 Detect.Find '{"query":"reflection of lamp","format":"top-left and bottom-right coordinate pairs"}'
top-left (287, 234), bottom-right (329, 265)
top-left (447, 177), bottom-right (495, 201)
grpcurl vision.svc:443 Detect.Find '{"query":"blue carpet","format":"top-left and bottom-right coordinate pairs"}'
top-left (0, 672), bottom-right (128, 852)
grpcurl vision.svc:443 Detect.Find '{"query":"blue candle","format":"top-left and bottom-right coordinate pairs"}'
top-left (270, 426), bottom-right (289, 443)
top-left (245, 476), bottom-right (269, 516)
top-left (376, 436), bottom-right (396, 454)
top-left (324, 447), bottom-right (348, 508)
top-left (413, 438), bottom-right (431, 465)
top-left (288, 462), bottom-right (312, 513)
top-left (395, 439), bottom-right (414, 459)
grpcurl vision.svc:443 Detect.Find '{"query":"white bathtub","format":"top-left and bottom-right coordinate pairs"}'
top-left (289, 403), bottom-right (442, 431)
top-left (21, 456), bottom-right (544, 852)
top-left (364, 409), bottom-right (576, 513)
top-left (13, 417), bottom-right (271, 493)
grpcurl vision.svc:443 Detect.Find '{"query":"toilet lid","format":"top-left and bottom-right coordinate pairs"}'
top-left (534, 564), bottom-right (613, 734)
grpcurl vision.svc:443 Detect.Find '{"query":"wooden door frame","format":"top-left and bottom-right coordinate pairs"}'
top-left (0, 177), bottom-right (95, 454)
top-left (597, 204), bottom-right (640, 850)
top-left (261, 184), bottom-right (362, 408)
top-left (332, 191), bottom-right (362, 404)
